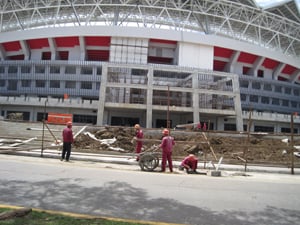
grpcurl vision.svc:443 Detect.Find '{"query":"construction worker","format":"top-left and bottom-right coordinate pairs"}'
top-left (61, 121), bottom-right (74, 162)
top-left (179, 154), bottom-right (199, 174)
top-left (159, 128), bottom-right (175, 172)
top-left (133, 124), bottom-right (143, 161)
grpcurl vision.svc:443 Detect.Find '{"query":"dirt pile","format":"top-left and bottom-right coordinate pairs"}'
top-left (72, 126), bottom-right (300, 165)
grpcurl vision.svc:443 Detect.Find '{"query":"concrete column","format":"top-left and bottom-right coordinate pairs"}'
top-left (232, 75), bottom-right (243, 131)
top-left (96, 65), bottom-right (107, 125)
top-left (192, 71), bottom-right (200, 124)
top-left (146, 67), bottom-right (153, 128)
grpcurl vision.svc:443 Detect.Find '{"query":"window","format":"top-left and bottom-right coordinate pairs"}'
top-left (96, 67), bottom-right (102, 75)
top-left (291, 101), bottom-right (297, 108)
top-left (0, 66), bottom-right (5, 73)
top-left (50, 80), bottom-right (60, 88)
top-left (21, 66), bottom-right (31, 74)
top-left (36, 80), bottom-right (46, 88)
top-left (261, 96), bottom-right (269, 104)
top-left (250, 95), bottom-right (258, 103)
top-left (0, 80), bottom-right (5, 87)
top-left (7, 80), bottom-right (17, 90)
top-left (42, 52), bottom-right (51, 60)
top-left (252, 82), bottom-right (261, 90)
top-left (272, 98), bottom-right (280, 105)
top-left (81, 67), bottom-right (93, 75)
top-left (65, 81), bottom-right (76, 89)
top-left (81, 81), bottom-right (92, 89)
top-left (65, 66), bottom-right (76, 74)
top-left (21, 80), bottom-right (31, 87)
top-left (294, 89), bottom-right (299, 96)
top-left (257, 69), bottom-right (264, 78)
top-left (35, 66), bottom-right (45, 74)
top-left (275, 86), bottom-right (282, 93)
top-left (284, 87), bottom-right (291, 95)
top-left (240, 80), bottom-right (249, 88)
top-left (8, 66), bottom-right (17, 73)
top-left (263, 84), bottom-right (272, 91)
top-left (282, 100), bottom-right (289, 107)
top-left (50, 66), bottom-right (60, 74)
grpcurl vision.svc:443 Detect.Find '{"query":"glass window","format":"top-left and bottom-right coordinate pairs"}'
top-left (21, 66), bottom-right (31, 73)
top-left (252, 82), bottom-right (260, 90)
top-left (250, 95), bottom-right (258, 103)
top-left (50, 80), bottom-right (60, 88)
top-left (65, 66), bottom-right (76, 74)
top-left (8, 66), bottom-right (18, 73)
top-left (65, 81), bottom-right (76, 89)
top-left (21, 80), bottom-right (31, 87)
top-left (50, 66), bottom-right (60, 74)
top-left (275, 86), bottom-right (282, 93)
top-left (261, 96), bottom-right (269, 104)
top-left (36, 80), bottom-right (46, 88)
top-left (81, 81), bottom-right (92, 89)
top-left (7, 80), bottom-right (17, 90)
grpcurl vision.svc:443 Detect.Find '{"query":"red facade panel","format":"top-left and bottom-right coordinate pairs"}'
top-left (238, 52), bottom-right (257, 64)
top-left (27, 38), bottom-right (49, 49)
top-left (149, 38), bottom-right (177, 45)
top-left (55, 37), bottom-right (79, 47)
top-left (87, 50), bottom-right (109, 61)
top-left (214, 47), bottom-right (233, 58)
top-left (282, 64), bottom-right (297, 75)
top-left (262, 58), bottom-right (279, 69)
top-left (85, 36), bottom-right (111, 46)
top-left (2, 41), bottom-right (21, 51)
top-left (213, 60), bottom-right (227, 71)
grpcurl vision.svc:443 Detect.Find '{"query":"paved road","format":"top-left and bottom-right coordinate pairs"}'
top-left (1, 154), bottom-right (300, 225)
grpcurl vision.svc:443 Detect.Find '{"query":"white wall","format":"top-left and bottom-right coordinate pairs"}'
top-left (178, 42), bottom-right (213, 69)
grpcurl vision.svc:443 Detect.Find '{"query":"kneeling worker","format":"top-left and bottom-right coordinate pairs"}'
top-left (179, 154), bottom-right (199, 174)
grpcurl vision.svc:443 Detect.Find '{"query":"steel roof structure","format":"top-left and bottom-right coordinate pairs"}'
top-left (0, 0), bottom-right (299, 60)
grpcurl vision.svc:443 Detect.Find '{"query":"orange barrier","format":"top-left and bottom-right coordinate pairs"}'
top-left (47, 113), bottom-right (73, 125)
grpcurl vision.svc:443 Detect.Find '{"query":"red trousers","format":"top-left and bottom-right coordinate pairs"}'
top-left (161, 151), bottom-right (173, 172)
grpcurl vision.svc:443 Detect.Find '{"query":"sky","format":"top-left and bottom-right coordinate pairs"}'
top-left (255, 0), bottom-right (300, 13)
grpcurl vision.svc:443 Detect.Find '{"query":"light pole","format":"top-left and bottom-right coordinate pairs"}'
top-left (167, 85), bottom-right (170, 129)
top-left (41, 99), bottom-right (48, 157)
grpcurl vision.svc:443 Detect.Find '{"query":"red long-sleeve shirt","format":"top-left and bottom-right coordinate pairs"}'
top-left (160, 136), bottom-right (175, 153)
top-left (62, 127), bottom-right (74, 143)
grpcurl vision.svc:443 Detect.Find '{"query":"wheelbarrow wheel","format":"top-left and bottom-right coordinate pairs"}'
top-left (139, 153), bottom-right (159, 171)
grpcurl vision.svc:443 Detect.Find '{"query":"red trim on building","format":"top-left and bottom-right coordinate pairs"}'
top-left (282, 64), bottom-right (297, 75)
top-left (262, 58), bottom-right (279, 69)
top-left (86, 50), bottom-right (109, 61)
top-left (55, 37), bottom-right (79, 47)
top-left (27, 38), bottom-right (49, 49)
top-left (214, 47), bottom-right (233, 58)
top-left (85, 36), bottom-right (111, 46)
top-left (238, 52), bottom-right (257, 64)
top-left (2, 41), bottom-right (21, 51)
top-left (8, 55), bottom-right (24, 60)
top-left (213, 60), bottom-right (227, 71)
top-left (149, 39), bottom-right (177, 45)
top-left (148, 56), bottom-right (173, 64)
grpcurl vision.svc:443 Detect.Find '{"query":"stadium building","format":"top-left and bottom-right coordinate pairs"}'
top-left (0, 0), bottom-right (299, 133)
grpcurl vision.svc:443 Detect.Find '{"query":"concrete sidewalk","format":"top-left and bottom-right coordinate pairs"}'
top-left (5, 148), bottom-right (299, 175)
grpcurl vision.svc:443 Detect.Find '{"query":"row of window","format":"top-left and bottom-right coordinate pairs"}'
top-left (0, 65), bottom-right (102, 76)
top-left (0, 79), bottom-right (99, 90)
top-left (240, 80), bottom-right (299, 96)
top-left (241, 94), bottom-right (298, 108)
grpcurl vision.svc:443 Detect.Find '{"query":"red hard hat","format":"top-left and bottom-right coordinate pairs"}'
top-left (162, 129), bottom-right (169, 135)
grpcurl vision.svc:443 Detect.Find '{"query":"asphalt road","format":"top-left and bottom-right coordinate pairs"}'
top-left (0, 154), bottom-right (300, 225)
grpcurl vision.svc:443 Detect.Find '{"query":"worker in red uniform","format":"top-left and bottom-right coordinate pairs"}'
top-left (61, 121), bottom-right (74, 162)
top-left (159, 128), bottom-right (175, 172)
top-left (179, 154), bottom-right (199, 174)
top-left (133, 124), bottom-right (143, 161)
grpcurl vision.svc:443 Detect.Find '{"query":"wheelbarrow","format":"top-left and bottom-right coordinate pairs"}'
top-left (138, 145), bottom-right (160, 172)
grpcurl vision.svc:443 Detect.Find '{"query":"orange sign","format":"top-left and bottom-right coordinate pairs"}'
top-left (47, 112), bottom-right (73, 125)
